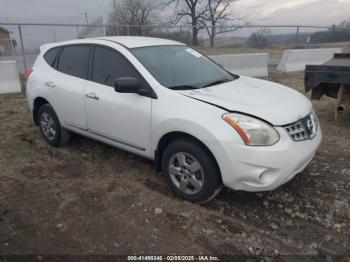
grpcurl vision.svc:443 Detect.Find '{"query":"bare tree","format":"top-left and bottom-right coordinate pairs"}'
top-left (107, 0), bottom-right (161, 36)
top-left (246, 28), bottom-right (272, 48)
top-left (201, 0), bottom-right (236, 47)
top-left (167, 0), bottom-right (207, 46)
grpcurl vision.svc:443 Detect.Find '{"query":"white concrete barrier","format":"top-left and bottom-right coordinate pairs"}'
top-left (209, 53), bottom-right (269, 77)
top-left (277, 48), bottom-right (343, 73)
top-left (0, 60), bottom-right (21, 94)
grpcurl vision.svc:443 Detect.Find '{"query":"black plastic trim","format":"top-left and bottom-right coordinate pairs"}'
top-left (66, 123), bottom-right (146, 151)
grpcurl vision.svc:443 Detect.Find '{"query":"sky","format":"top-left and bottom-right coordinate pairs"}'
top-left (0, 0), bottom-right (350, 50)
top-left (0, 0), bottom-right (350, 26)
top-left (232, 0), bottom-right (350, 26)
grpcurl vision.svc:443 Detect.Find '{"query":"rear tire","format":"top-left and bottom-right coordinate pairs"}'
top-left (37, 104), bottom-right (70, 146)
top-left (161, 138), bottom-right (222, 203)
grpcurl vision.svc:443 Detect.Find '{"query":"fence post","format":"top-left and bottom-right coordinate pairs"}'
top-left (295, 26), bottom-right (300, 48)
top-left (18, 25), bottom-right (27, 72)
top-left (52, 28), bottom-right (57, 42)
top-left (126, 25), bottom-right (130, 36)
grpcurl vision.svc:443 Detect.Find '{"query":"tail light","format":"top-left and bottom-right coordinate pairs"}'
top-left (24, 68), bottom-right (33, 81)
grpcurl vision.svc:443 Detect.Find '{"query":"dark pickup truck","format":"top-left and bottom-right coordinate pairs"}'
top-left (304, 53), bottom-right (350, 119)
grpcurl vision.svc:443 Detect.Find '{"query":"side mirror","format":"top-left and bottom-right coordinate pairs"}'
top-left (114, 77), bottom-right (143, 94)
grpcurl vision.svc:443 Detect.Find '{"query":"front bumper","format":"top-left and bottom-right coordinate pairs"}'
top-left (206, 126), bottom-right (322, 192)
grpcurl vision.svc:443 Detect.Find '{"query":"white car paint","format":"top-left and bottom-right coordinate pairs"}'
top-left (178, 76), bottom-right (313, 125)
top-left (26, 36), bottom-right (322, 193)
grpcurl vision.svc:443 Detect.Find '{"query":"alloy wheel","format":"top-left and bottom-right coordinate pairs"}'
top-left (168, 152), bottom-right (204, 195)
top-left (40, 112), bottom-right (56, 140)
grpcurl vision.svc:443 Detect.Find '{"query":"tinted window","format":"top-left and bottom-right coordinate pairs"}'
top-left (44, 47), bottom-right (59, 66)
top-left (131, 45), bottom-right (235, 88)
top-left (92, 46), bottom-right (140, 86)
top-left (57, 45), bottom-right (91, 79)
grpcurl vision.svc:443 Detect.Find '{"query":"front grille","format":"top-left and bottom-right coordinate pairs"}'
top-left (283, 112), bottom-right (318, 142)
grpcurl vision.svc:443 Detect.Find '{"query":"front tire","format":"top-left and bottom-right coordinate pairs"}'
top-left (161, 138), bottom-right (222, 203)
top-left (38, 104), bottom-right (70, 146)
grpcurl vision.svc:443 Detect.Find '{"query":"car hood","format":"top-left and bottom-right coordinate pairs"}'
top-left (178, 76), bottom-right (312, 126)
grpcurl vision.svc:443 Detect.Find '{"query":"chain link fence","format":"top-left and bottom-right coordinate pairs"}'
top-left (1, 22), bottom-right (348, 74)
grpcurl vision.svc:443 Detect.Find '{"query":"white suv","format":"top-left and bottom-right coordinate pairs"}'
top-left (26, 37), bottom-right (322, 203)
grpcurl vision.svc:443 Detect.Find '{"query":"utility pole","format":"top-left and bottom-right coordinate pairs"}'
top-left (113, 0), bottom-right (118, 14)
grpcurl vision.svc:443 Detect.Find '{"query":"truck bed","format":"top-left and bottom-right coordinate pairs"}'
top-left (305, 53), bottom-right (350, 100)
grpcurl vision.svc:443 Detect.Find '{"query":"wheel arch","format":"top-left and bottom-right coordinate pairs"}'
top-left (33, 97), bottom-right (51, 125)
top-left (154, 131), bottom-right (222, 182)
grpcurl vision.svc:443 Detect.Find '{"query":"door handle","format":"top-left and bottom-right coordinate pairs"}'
top-left (86, 93), bottom-right (99, 100)
top-left (45, 81), bottom-right (55, 87)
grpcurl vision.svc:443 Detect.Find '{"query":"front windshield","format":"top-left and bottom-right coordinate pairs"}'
top-left (131, 45), bottom-right (237, 89)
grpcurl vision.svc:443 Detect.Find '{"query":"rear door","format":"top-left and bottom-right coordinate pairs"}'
top-left (47, 44), bottom-right (91, 130)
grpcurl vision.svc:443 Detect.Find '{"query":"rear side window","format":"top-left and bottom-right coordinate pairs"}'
top-left (92, 46), bottom-right (140, 86)
top-left (57, 45), bottom-right (91, 79)
top-left (43, 47), bottom-right (59, 66)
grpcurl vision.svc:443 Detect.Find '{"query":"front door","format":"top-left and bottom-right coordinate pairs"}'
top-left (85, 45), bottom-right (152, 155)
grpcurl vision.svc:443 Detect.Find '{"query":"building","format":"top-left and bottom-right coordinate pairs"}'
top-left (0, 26), bottom-right (14, 56)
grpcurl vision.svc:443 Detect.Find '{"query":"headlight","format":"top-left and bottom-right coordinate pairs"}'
top-left (223, 113), bottom-right (280, 146)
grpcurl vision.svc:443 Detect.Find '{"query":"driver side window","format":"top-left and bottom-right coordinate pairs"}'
top-left (92, 46), bottom-right (140, 87)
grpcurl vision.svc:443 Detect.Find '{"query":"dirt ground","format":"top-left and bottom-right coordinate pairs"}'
top-left (0, 72), bottom-right (349, 258)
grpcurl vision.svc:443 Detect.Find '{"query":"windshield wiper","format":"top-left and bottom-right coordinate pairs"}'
top-left (168, 78), bottom-right (233, 90)
top-left (202, 78), bottom-right (233, 88)
top-left (168, 85), bottom-right (200, 90)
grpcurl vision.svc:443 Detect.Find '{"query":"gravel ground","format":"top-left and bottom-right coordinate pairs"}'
top-left (0, 73), bottom-right (349, 258)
